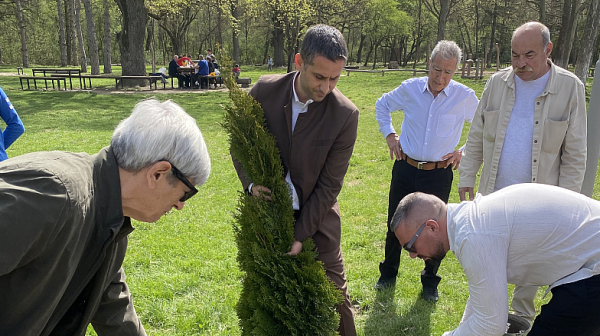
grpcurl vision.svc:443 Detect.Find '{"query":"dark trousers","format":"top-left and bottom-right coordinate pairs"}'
top-left (528, 274), bottom-right (600, 336)
top-left (177, 74), bottom-right (190, 88)
top-left (379, 159), bottom-right (453, 288)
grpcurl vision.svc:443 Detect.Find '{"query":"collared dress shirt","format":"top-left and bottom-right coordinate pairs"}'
top-left (285, 71), bottom-right (314, 210)
top-left (443, 183), bottom-right (600, 336)
top-left (375, 77), bottom-right (478, 162)
top-left (0, 87), bottom-right (24, 161)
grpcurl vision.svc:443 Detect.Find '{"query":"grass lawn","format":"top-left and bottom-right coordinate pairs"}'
top-left (0, 63), bottom-right (598, 335)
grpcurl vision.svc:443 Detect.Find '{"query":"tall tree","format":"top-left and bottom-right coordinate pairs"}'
top-left (15, 0), bottom-right (29, 67)
top-left (103, 0), bottom-right (112, 73)
top-left (74, 0), bottom-right (87, 72)
top-left (57, 0), bottom-right (68, 66)
top-left (423, 0), bottom-right (462, 42)
top-left (114, 0), bottom-right (148, 83)
top-left (82, 0), bottom-right (100, 74)
top-left (66, 0), bottom-right (79, 66)
top-left (554, 0), bottom-right (581, 68)
top-left (148, 1), bottom-right (199, 55)
top-left (574, 0), bottom-right (600, 83)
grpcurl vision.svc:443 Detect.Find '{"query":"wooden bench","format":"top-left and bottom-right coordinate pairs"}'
top-left (51, 74), bottom-right (166, 90)
top-left (17, 67), bottom-right (24, 75)
top-left (33, 68), bottom-right (82, 90)
top-left (19, 76), bottom-right (67, 91)
top-left (236, 77), bottom-right (251, 88)
top-left (345, 68), bottom-right (429, 76)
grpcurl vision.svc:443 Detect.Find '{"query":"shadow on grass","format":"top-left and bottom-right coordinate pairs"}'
top-left (363, 288), bottom-right (436, 336)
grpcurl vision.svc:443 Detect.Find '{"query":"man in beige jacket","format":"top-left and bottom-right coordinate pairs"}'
top-left (458, 21), bottom-right (587, 323)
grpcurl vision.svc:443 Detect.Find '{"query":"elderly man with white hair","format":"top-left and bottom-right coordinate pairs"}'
top-left (0, 99), bottom-right (210, 336)
top-left (374, 40), bottom-right (479, 301)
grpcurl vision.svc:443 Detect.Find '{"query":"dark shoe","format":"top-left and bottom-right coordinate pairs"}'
top-left (374, 276), bottom-right (396, 291)
top-left (422, 286), bottom-right (439, 302)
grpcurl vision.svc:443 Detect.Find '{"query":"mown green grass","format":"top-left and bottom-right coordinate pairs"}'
top-left (0, 65), bottom-right (597, 335)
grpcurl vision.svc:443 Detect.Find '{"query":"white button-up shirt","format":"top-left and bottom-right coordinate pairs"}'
top-left (443, 183), bottom-right (600, 336)
top-left (375, 77), bottom-right (479, 162)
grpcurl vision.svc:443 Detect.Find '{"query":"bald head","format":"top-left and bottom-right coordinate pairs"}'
top-left (512, 21), bottom-right (550, 49)
top-left (390, 192), bottom-right (445, 232)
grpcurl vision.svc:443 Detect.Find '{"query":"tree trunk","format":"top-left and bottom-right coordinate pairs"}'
top-left (356, 33), bottom-right (366, 64)
top-left (539, 0), bottom-right (546, 23)
top-left (15, 0), bottom-right (29, 67)
top-left (262, 26), bottom-right (271, 64)
top-left (103, 0), bottom-right (111, 73)
top-left (71, 0), bottom-right (87, 72)
top-left (82, 0), bottom-right (100, 74)
top-left (273, 21), bottom-right (285, 66)
top-left (364, 41), bottom-right (374, 67)
top-left (231, 0), bottom-right (240, 63)
top-left (57, 0), bottom-right (68, 66)
top-left (114, 0), bottom-right (148, 86)
top-left (437, 0), bottom-right (450, 42)
top-left (413, 0), bottom-right (422, 68)
top-left (487, 0), bottom-right (497, 68)
top-left (555, 0), bottom-right (581, 69)
top-left (66, 0), bottom-right (78, 66)
top-left (0, 45), bottom-right (3, 64)
top-left (574, 0), bottom-right (600, 83)
top-left (216, 5), bottom-right (223, 47)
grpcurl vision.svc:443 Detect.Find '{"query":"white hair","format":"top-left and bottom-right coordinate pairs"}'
top-left (430, 40), bottom-right (462, 67)
top-left (111, 99), bottom-right (210, 186)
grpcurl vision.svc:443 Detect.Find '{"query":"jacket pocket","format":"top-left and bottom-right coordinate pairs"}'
top-left (436, 115), bottom-right (456, 138)
top-left (541, 118), bottom-right (568, 154)
top-left (482, 110), bottom-right (499, 141)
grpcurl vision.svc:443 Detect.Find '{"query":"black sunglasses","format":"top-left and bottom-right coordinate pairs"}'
top-left (169, 163), bottom-right (198, 202)
top-left (403, 222), bottom-right (427, 253)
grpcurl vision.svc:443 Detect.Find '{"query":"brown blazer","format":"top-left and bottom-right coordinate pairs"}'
top-left (233, 72), bottom-right (359, 253)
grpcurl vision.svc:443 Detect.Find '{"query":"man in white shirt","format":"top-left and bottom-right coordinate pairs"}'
top-left (374, 40), bottom-right (479, 301)
top-left (392, 183), bottom-right (600, 336)
top-left (458, 21), bottom-right (587, 320)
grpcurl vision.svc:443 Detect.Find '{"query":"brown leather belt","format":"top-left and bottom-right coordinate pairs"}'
top-left (401, 152), bottom-right (448, 170)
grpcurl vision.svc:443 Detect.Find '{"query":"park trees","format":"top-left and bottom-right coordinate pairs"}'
top-left (114, 0), bottom-right (147, 79)
top-left (82, 0), bottom-right (100, 74)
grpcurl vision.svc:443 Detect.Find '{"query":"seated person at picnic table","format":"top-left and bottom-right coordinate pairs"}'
top-left (232, 64), bottom-right (241, 78)
top-left (0, 86), bottom-right (24, 162)
top-left (193, 55), bottom-right (210, 89)
top-left (169, 55), bottom-right (190, 88)
top-left (392, 183), bottom-right (600, 336)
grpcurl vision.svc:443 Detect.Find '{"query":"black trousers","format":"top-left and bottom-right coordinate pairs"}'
top-left (379, 159), bottom-right (453, 287)
top-left (528, 274), bottom-right (600, 336)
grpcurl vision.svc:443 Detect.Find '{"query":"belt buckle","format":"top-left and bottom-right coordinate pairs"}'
top-left (417, 161), bottom-right (427, 170)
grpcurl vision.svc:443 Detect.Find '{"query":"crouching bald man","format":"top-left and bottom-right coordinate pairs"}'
top-left (0, 99), bottom-right (210, 336)
top-left (393, 184), bottom-right (600, 336)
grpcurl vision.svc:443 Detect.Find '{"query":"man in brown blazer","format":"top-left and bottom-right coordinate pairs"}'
top-left (233, 24), bottom-right (359, 336)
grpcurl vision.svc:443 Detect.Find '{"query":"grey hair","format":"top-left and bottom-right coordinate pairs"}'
top-left (300, 24), bottom-right (348, 65)
top-left (430, 40), bottom-right (462, 66)
top-left (513, 22), bottom-right (551, 48)
top-left (111, 99), bottom-right (211, 186)
top-left (390, 193), bottom-right (420, 232)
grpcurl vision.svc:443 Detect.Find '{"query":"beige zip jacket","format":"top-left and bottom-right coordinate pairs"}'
top-left (459, 60), bottom-right (587, 195)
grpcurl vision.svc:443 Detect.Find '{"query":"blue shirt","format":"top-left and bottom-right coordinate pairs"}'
top-left (375, 77), bottom-right (479, 162)
top-left (0, 87), bottom-right (24, 161)
top-left (197, 60), bottom-right (209, 76)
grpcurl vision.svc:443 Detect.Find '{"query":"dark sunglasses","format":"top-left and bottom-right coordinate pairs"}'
top-left (403, 222), bottom-right (427, 253)
top-left (169, 163), bottom-right (198, 202)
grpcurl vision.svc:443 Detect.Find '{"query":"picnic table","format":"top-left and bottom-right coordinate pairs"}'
top-left (32, 68), bottom-right (82, 90)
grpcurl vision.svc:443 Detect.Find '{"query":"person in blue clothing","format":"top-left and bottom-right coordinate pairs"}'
top-left (193, 55), bottom-right (210, 89)
top-left (0, 87), bottom-right (24, 161)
